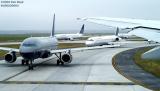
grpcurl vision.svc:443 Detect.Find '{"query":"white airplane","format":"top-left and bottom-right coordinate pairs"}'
top-left (0, 14), bottom-right (119, 70)
top-left (118, 32), bottom-right (133, 39)
top-left (81, 17), bottom-right (160, 60)
top-left (55, 24), bottom-right (85, 40)
top-left (85, 28), bottom-right (121, 47)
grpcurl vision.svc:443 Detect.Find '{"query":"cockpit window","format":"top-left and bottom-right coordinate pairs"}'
top-left (22, 43), bottom-right (37, 47)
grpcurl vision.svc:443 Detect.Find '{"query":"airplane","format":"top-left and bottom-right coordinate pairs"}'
top-left (80, 17), bottom-right (160, 60)
top-left (85, 28), bottom-right (121, 47)
top-left (0, 14), bottom-right (119, 70)
top-left (118, 32), bottom-right (133, 39)
top-left (55, 24), bottom-right (85, 41)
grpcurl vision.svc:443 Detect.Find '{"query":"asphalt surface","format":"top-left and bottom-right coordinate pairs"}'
top-left (113, 47), bottom-right (160, 91)
top-left (0, 41), bottom-right (157, 91)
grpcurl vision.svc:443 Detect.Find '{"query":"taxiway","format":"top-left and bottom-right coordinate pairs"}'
top-left (0, 41), bottom-right (156, 91)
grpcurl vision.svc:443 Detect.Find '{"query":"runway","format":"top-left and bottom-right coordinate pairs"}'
top-left (0, 41), bottom-right (156, 91)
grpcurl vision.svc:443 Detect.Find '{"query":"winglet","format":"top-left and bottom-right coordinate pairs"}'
top-left (79, 24), bottom-right (85, 34)
top-left (51, 14), bottom-right (55, 37)
top-left (115, 27), bottom-right (119, 36)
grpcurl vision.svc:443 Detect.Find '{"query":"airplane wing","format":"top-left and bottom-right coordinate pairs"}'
top-left (51, 44), bottom-right (120, 54)
top-left (0, 47), bottom-right (19, 52)
top-left (80, 17), bottom-right (160, 43)
top-left (80, 17), bottom-right (140, 28)
top-left (128, 29), bottom-right (160, 43)
top-left (0, 44), bottom-right (120, 54)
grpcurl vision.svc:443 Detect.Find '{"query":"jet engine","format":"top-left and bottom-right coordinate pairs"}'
top-left (40, 50), bottom-right (52, 58)
top-left (115, 37), bottom-right (120, 41)
top-left (5, 51), bottom-right (17, 63)
top-left (61, 53), bottom-right (72, 63)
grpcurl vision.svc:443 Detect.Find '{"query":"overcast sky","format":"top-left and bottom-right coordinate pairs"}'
top-left (0, 0), bottom-right (160, 33)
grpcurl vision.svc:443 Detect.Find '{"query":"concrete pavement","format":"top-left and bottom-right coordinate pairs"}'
top-left (0, 41), bottom-right (155, 91)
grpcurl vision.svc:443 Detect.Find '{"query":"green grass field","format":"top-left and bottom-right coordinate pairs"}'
top-left (134, 47), bottom-right (160, 77)
top-left (0, 34), bottom-right (49, 42)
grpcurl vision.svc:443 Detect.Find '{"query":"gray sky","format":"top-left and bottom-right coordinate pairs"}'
top-left (0, 0), bottom-right (160, 33)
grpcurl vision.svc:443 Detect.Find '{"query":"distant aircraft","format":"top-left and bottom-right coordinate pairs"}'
top-left (81, 17), bottom-right (160, 60)
top-left (55, 24), bottom-right (85, 40)
top-left (118, 32), bottom-right (133, 39)
top-left (0, 14), bottom-right (118, 70)
top-left (85, 28), bottom-right (121, 47)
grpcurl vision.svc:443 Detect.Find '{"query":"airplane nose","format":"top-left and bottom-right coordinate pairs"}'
top-left (19, 46), bottom-right (38, 60)
top-left (85, 41), bottom-right (94, 47)
top-left (20, 52), bottom-right (35, 60)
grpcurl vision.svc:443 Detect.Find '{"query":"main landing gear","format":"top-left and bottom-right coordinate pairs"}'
top-left (21, 59), bottom-right (33, 70)
top-left (21, 59), bottom-right (29, 65)
top-left (55, 52), bottom-right (64, 66)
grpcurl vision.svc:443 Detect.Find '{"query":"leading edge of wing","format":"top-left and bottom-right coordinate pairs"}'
top-left (51, 44), bottom-right (120, 54)
top-left (0, 47), bottom-right (19, 52)
top-left (79, 17), bottom-right (141, 28)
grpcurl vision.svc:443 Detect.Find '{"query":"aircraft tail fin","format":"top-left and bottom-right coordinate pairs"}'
top-left (115, 28), bottom-right (119, 36)
top-left (79, 24), bottom-right (85, 34)
top-left (51, 14), bottom-right (55, 37)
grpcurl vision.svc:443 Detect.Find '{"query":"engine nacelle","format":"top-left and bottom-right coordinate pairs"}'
top-left (40, 50), bottom-right (52, 58)
top-left (5, 51), bottom-right (17, 63)
top-left (61, 53), bottom-right (72, 63)
top-left (115, 37), bottom-right (120, 41)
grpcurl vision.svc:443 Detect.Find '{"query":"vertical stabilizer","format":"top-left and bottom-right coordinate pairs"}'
top-left (115, 27), bottom-right (119, 36)
top-left (79, 24), bottom-right (85, 34)
top-left (51, 14), bottom-right (55, 37)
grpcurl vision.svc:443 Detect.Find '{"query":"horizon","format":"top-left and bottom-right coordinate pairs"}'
top-left (1, 0), bottom-right (160, 33)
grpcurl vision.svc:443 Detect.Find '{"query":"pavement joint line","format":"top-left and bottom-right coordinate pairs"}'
top-left (0, 81), bottom-right (135, 85)
top-left (2, 57), bottom-right (56, 81)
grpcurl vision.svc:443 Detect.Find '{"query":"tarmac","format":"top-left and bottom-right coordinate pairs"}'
top-left (113, 47), bottom-right (160, 91)
top-left (0, 41), bottom-right (157, 91)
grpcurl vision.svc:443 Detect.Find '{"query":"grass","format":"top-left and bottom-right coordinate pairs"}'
top-left (58, 43), bottom-right (86, 49)
top-left (134, 47), bottom-right (160, 77)
top-left (0, 35), bottom-right (28, 42)
top-left (0, 34), bottom-right (49, 42)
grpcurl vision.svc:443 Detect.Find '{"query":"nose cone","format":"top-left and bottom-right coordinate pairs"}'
top-left (20, 45), bottom-right (37, 60)
top-left (19, 38), bottom-right (39, 60)
top-left (20, 46), bottom-right (35, 53)
top-left (85, 41), bottom-right (94, 47)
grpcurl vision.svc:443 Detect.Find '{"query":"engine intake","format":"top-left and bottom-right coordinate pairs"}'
top-left (5, 51), bottom-right (17, 63)
top-left (115, 38), bottom-right (120, 41)
top-left (61, 53), bottom-right (72, 63)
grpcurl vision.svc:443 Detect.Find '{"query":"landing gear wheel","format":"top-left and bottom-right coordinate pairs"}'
top-left (60, 61), bottom-right (64, 65)
top-left (26, 60), bottom-right (29, 65)
top-left (21, 59), bottom-right (25, 65)
top-left (56, 60), bottom-right (60, 65)
top-left (29, 65), bottom-right (33, 70)
top-left (28, 60), bottom-right (33, 70)
top-left (56, 60), bottom-right (64, 66)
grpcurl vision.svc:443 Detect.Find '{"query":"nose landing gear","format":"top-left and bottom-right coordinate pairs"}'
top-left (22, 59), bottom-right (33, 70)
top-left (28, 60), bottom-right (33, 70)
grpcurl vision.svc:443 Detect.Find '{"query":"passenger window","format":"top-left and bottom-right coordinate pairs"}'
top-left (22, 43), bottom-right (36, 47)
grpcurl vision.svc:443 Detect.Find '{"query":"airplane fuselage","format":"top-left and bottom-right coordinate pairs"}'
top-left (55, 34), bottom-right (83, 40)
top-left (20, 37), bottom-right (58, 60)
top-left (86, 35), bottom-right (120, 47)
